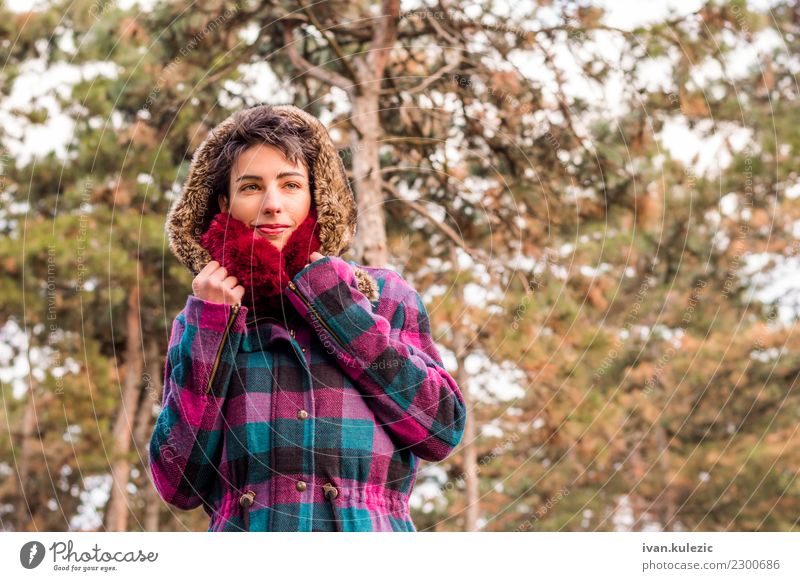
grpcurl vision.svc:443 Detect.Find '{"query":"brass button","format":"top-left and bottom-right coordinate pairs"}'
top-left (322, 483), bottom-right (338, 500)
top-left (297, 409), bottom-right (309, 420)
top-left (301, 347), bottom-right (306, 352)
top-left (295, 480), bottom-right (307, 492)
top-left (239, 490), bottom-right (256, 507)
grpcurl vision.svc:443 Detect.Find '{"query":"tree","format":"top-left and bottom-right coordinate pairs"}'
top-left (2, 0), bottom-right (798, 532)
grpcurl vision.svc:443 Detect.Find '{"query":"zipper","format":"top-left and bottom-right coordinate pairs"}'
top-left (205, 303), bottom-right (241, 394)
top-left (287, 280), bottom-right (352, 356)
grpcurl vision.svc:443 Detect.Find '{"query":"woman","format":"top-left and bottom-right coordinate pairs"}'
top-left (149, 104), bottom-right (466, 532)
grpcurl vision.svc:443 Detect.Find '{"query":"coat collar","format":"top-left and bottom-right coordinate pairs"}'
top-left (199, 207), bottom-right (321, 312)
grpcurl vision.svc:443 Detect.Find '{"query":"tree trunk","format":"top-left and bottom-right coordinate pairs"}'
top-left (457, 331), bottom-right (479, 531)
top-left (133, 335), bottom-right (163, 531)
top-left (104, 261), bottom-right (144, 531)
top-left (14, 370), bottom-right (38, 531)
top-left (449, 246), bottom-right (479, 531)
top-left (349, 88), bottom-right (388, 266)
top-left (656, 423), bottom-right (676, 531)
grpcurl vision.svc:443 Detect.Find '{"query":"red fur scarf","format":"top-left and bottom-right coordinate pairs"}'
top-left (199, 207), bottom-right (321, 312)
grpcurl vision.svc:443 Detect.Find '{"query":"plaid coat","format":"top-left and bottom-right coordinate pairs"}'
top-left (149, 255), bottom-right (466, 531)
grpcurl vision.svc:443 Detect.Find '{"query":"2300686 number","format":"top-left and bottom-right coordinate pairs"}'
top-left (731, 559), bottom-right (780, 569)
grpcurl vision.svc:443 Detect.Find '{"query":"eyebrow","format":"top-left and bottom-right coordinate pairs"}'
top-left (235, 171), bottom-right (306, 182)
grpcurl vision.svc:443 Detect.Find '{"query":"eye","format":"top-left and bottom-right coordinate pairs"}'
top-left (241, 183), bottom-right (259, 191)
top-left (284, 182), bottom-right (301, 190)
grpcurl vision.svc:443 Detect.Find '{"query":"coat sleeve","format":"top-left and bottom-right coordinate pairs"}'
top-left (286, 256), bottom-right (466, 462)
top-left (148, 295), bottom-right (248, 510)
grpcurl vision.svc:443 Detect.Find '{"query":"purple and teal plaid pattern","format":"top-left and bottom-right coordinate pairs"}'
top-left (149, 256), bottom-right (466, 531)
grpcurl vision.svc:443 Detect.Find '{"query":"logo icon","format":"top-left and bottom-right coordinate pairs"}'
top-left (20, 541), bottom-right (46, 569)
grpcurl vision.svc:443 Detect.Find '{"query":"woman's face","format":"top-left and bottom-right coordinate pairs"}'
top-left (219, 144), bottom-right (312, 251)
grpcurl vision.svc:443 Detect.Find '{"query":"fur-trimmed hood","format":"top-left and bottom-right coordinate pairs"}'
top-left (165, 104), bottom-right (379, 300)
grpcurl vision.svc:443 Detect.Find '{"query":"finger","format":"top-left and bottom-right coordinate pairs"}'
top-left (199, 260), bottom-right (220, 275)
top-left (232, 285), bottom-right (245, 301)
top-left (208, 265), bottom-right (228, 283)
top-left (221, 275), bottom-right (239, 289)
top-left (226, 286), bottom-right (245, 305)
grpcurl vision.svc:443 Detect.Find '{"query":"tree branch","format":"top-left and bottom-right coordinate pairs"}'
top-left (369, 0), bottom-right (401, 75)
top-left (380, 55), bottom-right (462, 95)
top-left (295, 0), bottom-right (360, 83)
top-left (382, 135), bottom-right (441, 145)
top-left (381, 180), bottom-right (470, 253)
top-left (282, 22), bottom-right (354, 91)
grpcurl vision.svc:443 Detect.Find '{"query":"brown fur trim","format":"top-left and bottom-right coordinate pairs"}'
top-left (353, 267), bottom-right (380, 302)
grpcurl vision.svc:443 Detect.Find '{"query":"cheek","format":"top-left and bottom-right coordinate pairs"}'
top-left (289, 195), bottom-right (312, 222)
top-left (230, 196), bottom-right (260, 217)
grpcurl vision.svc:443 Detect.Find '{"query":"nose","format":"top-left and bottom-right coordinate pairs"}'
top-left (260, 183), bottom-right (283, 215)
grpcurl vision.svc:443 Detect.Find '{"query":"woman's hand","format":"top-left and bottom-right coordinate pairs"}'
top-left (307, 251), bottom-right (326, 265)
top-left (192, 260), bottom-right (245, 306)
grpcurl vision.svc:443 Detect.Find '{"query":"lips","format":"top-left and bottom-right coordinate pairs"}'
top-left (255, 224), bottom-right (290, 235)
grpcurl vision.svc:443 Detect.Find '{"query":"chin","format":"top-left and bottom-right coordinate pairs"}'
top-left (260, 233), bottom-right (288, 252)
